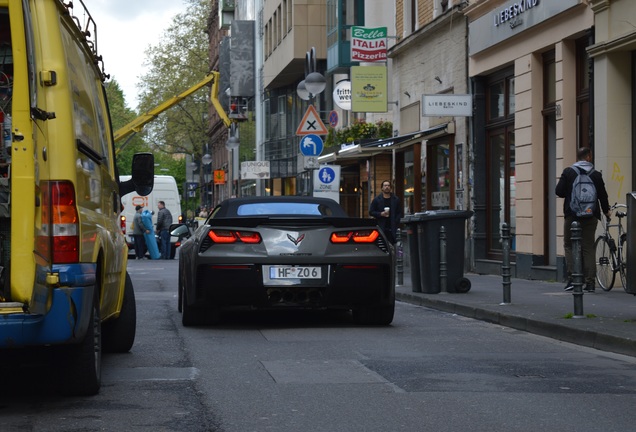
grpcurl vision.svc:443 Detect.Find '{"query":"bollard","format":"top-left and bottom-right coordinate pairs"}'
top-left (396, 228), bottom-right (404, 286)
top-left (571, 221), bottom-right (584, 318)
top-left (501, 222), bottom-right (511, 305)
top-left (439, 225), bottom-right (447, 293)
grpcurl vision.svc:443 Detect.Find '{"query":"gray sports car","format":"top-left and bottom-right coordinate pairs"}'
top-left (173, 196), bottom-right (395, 326)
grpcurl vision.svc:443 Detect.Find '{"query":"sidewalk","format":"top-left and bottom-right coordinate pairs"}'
top-left (395, 270), bottom-right (636, 358)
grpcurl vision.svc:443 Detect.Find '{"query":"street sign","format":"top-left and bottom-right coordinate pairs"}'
top-left (296, 105), bottom-right (328, 135)
top-left (304, 156), bottom-right (319, 169)
top-left (313, 165), bottom-right (340, 202)
top-left (299, 134), bottom-right (324, 157)
top-left (329, 110), bottom-right (338, 128)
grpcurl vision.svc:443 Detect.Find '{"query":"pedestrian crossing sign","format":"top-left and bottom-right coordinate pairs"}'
top-left (296, 105), bottom-right (328, 136)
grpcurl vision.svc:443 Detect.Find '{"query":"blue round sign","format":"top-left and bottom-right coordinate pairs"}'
top-left (329, 110), bottom-right (338, 128)
top-left (299, 134), bottom-right (324, 157)
top-left (318, 167), bottom-right (336, 184)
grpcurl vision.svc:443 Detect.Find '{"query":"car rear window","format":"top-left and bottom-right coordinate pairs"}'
top-left (236, 202), bottom-right (334, 216)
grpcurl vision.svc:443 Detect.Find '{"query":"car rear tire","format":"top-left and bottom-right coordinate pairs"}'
top-left (56, 300), bottom-right (102, 396)
top-left (102, 272), bottom-right (137, 353)
top-left (182, 287), bottom-right (207, 326)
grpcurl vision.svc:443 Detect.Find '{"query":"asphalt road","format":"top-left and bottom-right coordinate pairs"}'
top-left (2, 259), bottom-right (636, 431)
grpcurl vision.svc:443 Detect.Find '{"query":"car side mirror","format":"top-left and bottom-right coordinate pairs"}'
top-left (170, 223), bottom-right (190, 239)
top-left (119, 153), bottom-right (155, 196)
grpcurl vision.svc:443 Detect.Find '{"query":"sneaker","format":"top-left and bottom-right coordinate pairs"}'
top-left (584, 283), bottom-right (595, 293)
top-left (564, 279), bottom-right (574, 291)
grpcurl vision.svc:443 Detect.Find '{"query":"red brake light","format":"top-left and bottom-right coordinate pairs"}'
top-left (37, 181), bottom-right (79, 263)
top-left (121, 215), bottom-right (126, 234)
top-left (330, 229), bottom-right (380, 244)
top-left (208, 229), bottom-right (262, 244)
top-left (236, 231), bottom-right (262, 244)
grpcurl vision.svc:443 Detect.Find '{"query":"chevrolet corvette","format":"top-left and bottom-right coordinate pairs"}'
top-left (173, 196), bottom-right (395, 326)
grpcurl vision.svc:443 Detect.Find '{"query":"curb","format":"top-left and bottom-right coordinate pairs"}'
top-left (396, 292), bottom-right (636, 358)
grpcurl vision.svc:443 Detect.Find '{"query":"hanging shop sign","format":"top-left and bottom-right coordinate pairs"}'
top-left (351, 26), bottom-right (387, 62)
top-left (351, 66), bottom-right (388, 113)
top-left (333, 80), bottom-right (352, 111)
top-left (421, 94), bottom-right (473, 117)
top-left (240, 161), bottom-right (270, 180)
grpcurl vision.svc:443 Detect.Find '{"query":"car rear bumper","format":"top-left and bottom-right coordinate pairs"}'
top-left (190, 262), bottom-right (394, 309)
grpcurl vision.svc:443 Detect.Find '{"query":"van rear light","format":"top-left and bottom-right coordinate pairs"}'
top-left (38, 181), bottom-right (80, 263)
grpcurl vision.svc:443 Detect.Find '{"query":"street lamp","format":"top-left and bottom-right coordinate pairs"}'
top-left (297, 47), bottom-right (326, 100)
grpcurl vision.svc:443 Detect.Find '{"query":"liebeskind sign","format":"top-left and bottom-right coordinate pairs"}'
top-left (351, 26), bottom-right (387, 62)
top-left (421, 94), bottom-right (473, 117)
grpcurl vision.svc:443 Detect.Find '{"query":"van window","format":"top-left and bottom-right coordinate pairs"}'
top-left (60, 25), bottom-right (110, 166)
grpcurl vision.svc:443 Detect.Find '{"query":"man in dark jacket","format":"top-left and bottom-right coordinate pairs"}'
top-left (156, 200), bottom-right (173, 260)
top-left (370, 180), bottom-right (404, 244)
top-left (555, 147), bottom-right (611, 292)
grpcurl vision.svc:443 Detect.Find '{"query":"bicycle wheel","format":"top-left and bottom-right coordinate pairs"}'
top-left (595, 236), bottom-right (615, 291)
top-left (619, 233), bottom-right (628, 291)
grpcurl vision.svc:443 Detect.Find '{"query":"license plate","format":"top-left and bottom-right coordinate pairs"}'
top-left (268, 266), bottom-right (322, 279)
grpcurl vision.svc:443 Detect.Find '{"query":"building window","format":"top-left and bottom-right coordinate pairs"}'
top-left (576, 36), bottom-right (591, 150)
top-left (485, 69), bottom-right (516, 258)
top-left (405, 0), bottom-right (418, 35)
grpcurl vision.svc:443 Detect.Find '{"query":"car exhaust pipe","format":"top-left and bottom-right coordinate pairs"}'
top-left (307, 289), bottom-right (321, 302)
top-left (268, 289), bottom-right (282, 303)
top-left (282, 290), bottom-right (295, 302)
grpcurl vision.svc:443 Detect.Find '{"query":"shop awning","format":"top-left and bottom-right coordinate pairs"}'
top-left (318, 122), bottom-right (454, 163)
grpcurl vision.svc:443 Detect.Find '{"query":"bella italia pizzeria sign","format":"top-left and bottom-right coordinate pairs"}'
top-left (351, 26), bottom-right (387, 62)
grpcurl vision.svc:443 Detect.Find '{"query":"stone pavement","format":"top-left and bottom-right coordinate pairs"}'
top-left (395, 270), bottom-right (636, 358)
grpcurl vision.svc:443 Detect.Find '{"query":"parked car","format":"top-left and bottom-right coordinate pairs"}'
top-left (173, 196), bottom-right (395, 326)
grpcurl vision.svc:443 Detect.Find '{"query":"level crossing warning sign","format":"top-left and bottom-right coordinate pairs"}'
top-left (296, 105), bottom-right (328, 136)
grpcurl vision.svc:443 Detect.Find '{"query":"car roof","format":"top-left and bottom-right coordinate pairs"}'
top-left (214, 196), bottom-right (348, 218)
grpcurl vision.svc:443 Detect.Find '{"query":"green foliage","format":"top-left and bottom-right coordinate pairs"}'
top-left (324, 118), bottom-right (393, 150)
top-left (136, 0), bottom-right (211, 162)
top-left (106, 79), bottom-right (149, 175)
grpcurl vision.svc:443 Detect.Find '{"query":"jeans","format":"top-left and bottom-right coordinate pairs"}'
top-left (160, 229), bottom-right (171, 259)
top-left (563, 215), bottom-right (598, 284)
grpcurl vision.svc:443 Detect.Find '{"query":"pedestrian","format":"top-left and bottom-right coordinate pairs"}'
top-left (132, 205), bottom-right (148, 259)
top-left (555, 147), bottom-right (611, 292)
top-left (156, 200), bottom-right (173, 260)
top-left (369, 180), bottom-right (404, 244)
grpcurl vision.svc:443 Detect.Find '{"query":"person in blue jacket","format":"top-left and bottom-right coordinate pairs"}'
top-left (141, 208), bottom-right (161, 260)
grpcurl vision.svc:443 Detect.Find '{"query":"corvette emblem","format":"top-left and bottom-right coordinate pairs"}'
top-left (287, 233), bottom-right (305, 245)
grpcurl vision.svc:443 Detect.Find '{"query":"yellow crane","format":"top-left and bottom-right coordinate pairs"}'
top-left (114, 71), bottom-right (232, 155)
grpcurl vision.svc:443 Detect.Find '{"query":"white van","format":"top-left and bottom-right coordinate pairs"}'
top-left (120, 175), bottom-right (183, 258)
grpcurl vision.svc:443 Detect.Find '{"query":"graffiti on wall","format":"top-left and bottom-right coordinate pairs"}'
top-left (611, 162), bottom-right (625, 201)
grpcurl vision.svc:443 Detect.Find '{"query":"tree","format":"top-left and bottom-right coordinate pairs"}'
top-left (136, 0), bottom-right (211, 169)
top-left (106, 79), bottom-right (149, 175)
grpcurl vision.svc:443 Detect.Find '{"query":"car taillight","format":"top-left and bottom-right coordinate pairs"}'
top-left (330, 229), bottom-right (380, 244)
top-left (121, 215), bottom-right (126, 234)
top-left (207, 229), bottom-right (262, 244)
top-left (38, 181), bottom-right (79, 263)
top-left (178, 214), bottom-right (184, 223)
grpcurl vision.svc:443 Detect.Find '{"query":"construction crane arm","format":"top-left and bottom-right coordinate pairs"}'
top-left (114, 71), bottom-right (231, 155)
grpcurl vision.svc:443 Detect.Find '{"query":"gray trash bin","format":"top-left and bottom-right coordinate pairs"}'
top-left (413, 210), bottom-right (473, 294)
top-left (400, 215), bottom-right (422, 293)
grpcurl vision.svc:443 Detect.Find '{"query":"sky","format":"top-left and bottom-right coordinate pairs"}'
top-left (88, 0), bottom-right (187, 109)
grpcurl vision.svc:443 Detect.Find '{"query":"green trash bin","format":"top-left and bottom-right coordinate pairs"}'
top-left (414, 210), bottom-right (473, 294)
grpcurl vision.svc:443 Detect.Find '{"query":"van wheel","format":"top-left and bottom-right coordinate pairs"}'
top-left (56, 299), bottom-right (102, 396)
top-left (103, 272), bottom-right (137, 353)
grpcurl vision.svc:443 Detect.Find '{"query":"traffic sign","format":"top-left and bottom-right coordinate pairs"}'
top-left (296, 105), bottom-right (328, 135)
top-left (299, 134), bottom-right (324, 157)
top-left (329, 110), bottom-right (338, 128)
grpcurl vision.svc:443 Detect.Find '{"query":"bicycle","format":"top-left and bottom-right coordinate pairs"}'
top-left (595, 203), bottom-right (628, 291)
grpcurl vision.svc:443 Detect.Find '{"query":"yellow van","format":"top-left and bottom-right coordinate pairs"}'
top-left (0, 0), bottom-right (153, 395)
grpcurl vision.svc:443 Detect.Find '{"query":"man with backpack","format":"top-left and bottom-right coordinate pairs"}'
top-left (556, 147), bottom-right (611, 292)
